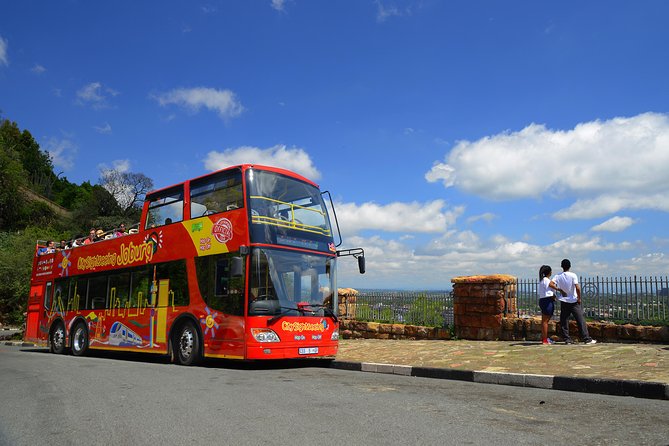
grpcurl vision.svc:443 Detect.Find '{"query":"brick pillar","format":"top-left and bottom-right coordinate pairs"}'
top-left (338, 288), bottom-right (358, 319)
top-left (452, 275), bottom-right (517, 340)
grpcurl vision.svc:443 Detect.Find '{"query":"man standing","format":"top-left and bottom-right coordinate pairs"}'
top-left (553, 259), bottom-right (597, 344)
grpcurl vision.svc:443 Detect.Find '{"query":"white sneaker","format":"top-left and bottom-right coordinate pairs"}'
top-left (585, 339), bottom-right (597, 344)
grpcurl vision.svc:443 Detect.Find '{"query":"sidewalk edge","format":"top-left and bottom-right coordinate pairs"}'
top-left (329, 361), bottom-right (669, 401)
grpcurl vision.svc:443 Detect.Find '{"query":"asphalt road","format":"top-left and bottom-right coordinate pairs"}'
top-left (1, 345), bottom-right (668, 445)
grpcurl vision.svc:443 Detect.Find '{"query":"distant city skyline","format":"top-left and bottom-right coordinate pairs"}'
top-left (1, 1), bottom-right (668, 289)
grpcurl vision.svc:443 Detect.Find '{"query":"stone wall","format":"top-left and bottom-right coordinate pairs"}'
top-left (340, 319), bottom-right (451, 340)
top-left (501, 317), bottom-right (669, 343)
top-left (339, 318), bottom-right (668, 343)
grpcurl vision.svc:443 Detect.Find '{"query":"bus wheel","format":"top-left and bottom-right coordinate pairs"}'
top-left (71, 322), bottom-right (89, 357)
top-left (50, 323), bottom-right (66, 354)
top-left (175, 322), bottom-right (201, 366)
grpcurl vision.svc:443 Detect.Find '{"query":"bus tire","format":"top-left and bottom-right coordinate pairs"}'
top-left (71, 322), bottom-right (89, 357)
top-left (50, 322), bottom-right (66, 355)
top-left (174, 321), bottom-right (201, 366)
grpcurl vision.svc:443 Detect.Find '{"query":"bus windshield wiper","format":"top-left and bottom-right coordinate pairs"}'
top-left (267, 304), bottom-right (313, 325)
top-left (302, 303), bottom-right (338, 323)
top-left (267, 302), bottom-right (338, 325)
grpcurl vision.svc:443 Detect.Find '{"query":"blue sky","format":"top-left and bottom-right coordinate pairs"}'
top-left (1, 1), bottom-right (668, 289)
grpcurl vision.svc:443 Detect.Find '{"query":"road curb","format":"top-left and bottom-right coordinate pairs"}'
top-left (3, 341), bottom-right (36, 347)
top-left (330, 360), bottom-right (669, 401)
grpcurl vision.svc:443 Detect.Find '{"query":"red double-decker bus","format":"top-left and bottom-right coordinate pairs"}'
top-left (25, 164), bottom-right (364, 365)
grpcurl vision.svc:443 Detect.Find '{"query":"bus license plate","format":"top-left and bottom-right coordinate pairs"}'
top-left (299, 347), bottom-right (318, 355)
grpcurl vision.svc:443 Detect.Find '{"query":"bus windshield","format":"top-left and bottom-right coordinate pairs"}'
top-left (246, 169), bottom-right (333, 250)
top-left (248, 247), bottom-right (336, 317)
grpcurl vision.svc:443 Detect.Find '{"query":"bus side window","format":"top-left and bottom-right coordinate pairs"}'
top-left (190, 169), bottom-right (243, 217)
top-left (109, 272), bottom-right (130, 308)
top-left (145, 186), bottom-right (184, 229)
top-left (69, 278), bottom-right (83, 311)
top-left (195, 254), bottom-right (243, 316)
top-left (156, 261), bottom-right (189, 307)
top-left (88, 276), bottom-right (108, 310)
top-left (43, 282), bottom-right (53, 311)
top-left (53, 279), bottom-right (70, 313)
top-left (130, 269), bottom-right (150, 308)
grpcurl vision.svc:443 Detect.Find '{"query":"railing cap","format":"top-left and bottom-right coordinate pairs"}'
top-left (451, 274), bottom-right (517, 285)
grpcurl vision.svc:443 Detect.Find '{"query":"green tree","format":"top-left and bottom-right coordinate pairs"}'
top-left (0, 135), bottom-right (29, 230)
top-left (0, 120), bottom-right (54, 196)
top-left (0, 227), bottom-right (63, 324)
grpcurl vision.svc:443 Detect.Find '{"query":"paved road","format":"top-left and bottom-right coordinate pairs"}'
top-left (1, 345), bottom-right (668, 445)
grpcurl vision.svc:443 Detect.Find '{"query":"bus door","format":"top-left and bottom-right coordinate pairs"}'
top-left (155, 279), bottom-right (169, 345)
top-left (25, 284), bottom-right (44, 341)
top-left (27, 282), bottom-right (52, 342)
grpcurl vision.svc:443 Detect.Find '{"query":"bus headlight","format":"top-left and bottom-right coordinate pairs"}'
top-left (331, 328), bottom-right (339, 341)
top-left (251, 328), bottom-right (280, 343)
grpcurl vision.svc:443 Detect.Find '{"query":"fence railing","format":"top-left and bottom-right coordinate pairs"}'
top-left (517, 275), bottom-right (669, 324)
top-left (342, 276), bottom-right (669, 327)
top-left (341, 291), bottom-right (453, 328)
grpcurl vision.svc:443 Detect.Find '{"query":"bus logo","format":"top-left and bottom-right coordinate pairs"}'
top-left (212, 218), bottom-right (233, 244)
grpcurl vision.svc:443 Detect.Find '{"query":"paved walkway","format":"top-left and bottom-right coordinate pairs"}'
top-left (335, 339), bottom-right (669, 399)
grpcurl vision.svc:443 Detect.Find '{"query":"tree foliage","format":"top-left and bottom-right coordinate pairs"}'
top-left (0, 227), bottom-right (64, 324)
top-left (0, 120), bottom-right (54, 196)
top-left (0, 133), bottom-right (28, 230)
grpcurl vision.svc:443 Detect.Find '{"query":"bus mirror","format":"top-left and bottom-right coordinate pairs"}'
top-left (358, 255), bottom-right (366, 274)
top-left (231, 257), bottom-right (244, 277)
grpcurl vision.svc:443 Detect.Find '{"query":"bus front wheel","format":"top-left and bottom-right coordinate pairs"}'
top-left (71, 322), bottom-right (89, 356)
top-left (50, 322), bottom-right (66, 354)
top-left (174, 321), bottom-right (201, 366)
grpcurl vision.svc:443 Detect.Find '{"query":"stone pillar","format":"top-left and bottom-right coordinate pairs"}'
top-left (338, 288), bottom-right (358, 319)
top-left (452, 275), bottom-right (517, 340)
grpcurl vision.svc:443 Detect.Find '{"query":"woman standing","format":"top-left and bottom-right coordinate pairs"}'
top-left (538, 265), bottom-right (564, 345)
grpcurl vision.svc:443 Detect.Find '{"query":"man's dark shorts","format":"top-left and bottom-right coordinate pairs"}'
top-left (539, 297), bottom-right (555, 316)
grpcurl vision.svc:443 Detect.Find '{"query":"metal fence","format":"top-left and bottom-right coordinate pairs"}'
top-left (342, 275), bottom-right (669, 327)
top-left (341, 291), bottom-right (454, 328)
top-left (516, 275), bottom-right (669, 324)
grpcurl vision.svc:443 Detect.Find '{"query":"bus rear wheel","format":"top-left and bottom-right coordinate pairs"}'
top-left (71, 322), bottom-right (89, 356)
top-left (50, 322), bottom-right (66, 354)
top-left (174, 321), bottom-right (201, 366)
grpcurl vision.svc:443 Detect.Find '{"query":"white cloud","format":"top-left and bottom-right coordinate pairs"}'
top-left (555, 193), bottom-right (669, 219)
top-left (43, 137), bottom-right (77, 171)
top-left (591, 216), bottom-right (636, 232)
top-left (466, 212), bottom-right (497, 224)
top-left (31, 64), bottom-right (46, 74)
top-left (0, 36), bottom-right (8, 66)
top-left (335, 201), bottom-right (464, 234)
top-left (204, 144), bottom-right (320, 180)
top-left (375, 0), bottom-right (413, 22)
top-left (94, 122), bottom-right (112, 134)
top-left (153, 87), bottom-right (244, 120)
top-left (76, 82), bottom-right (118, 109)
top-left (338, 230), bottom-right (640, 289)
top-left (426, 113), bottom-right (669, 219)
top-left (98, 159), bottom-right (131, 175)
top-left (271, 0), bottom-right (286, 11)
